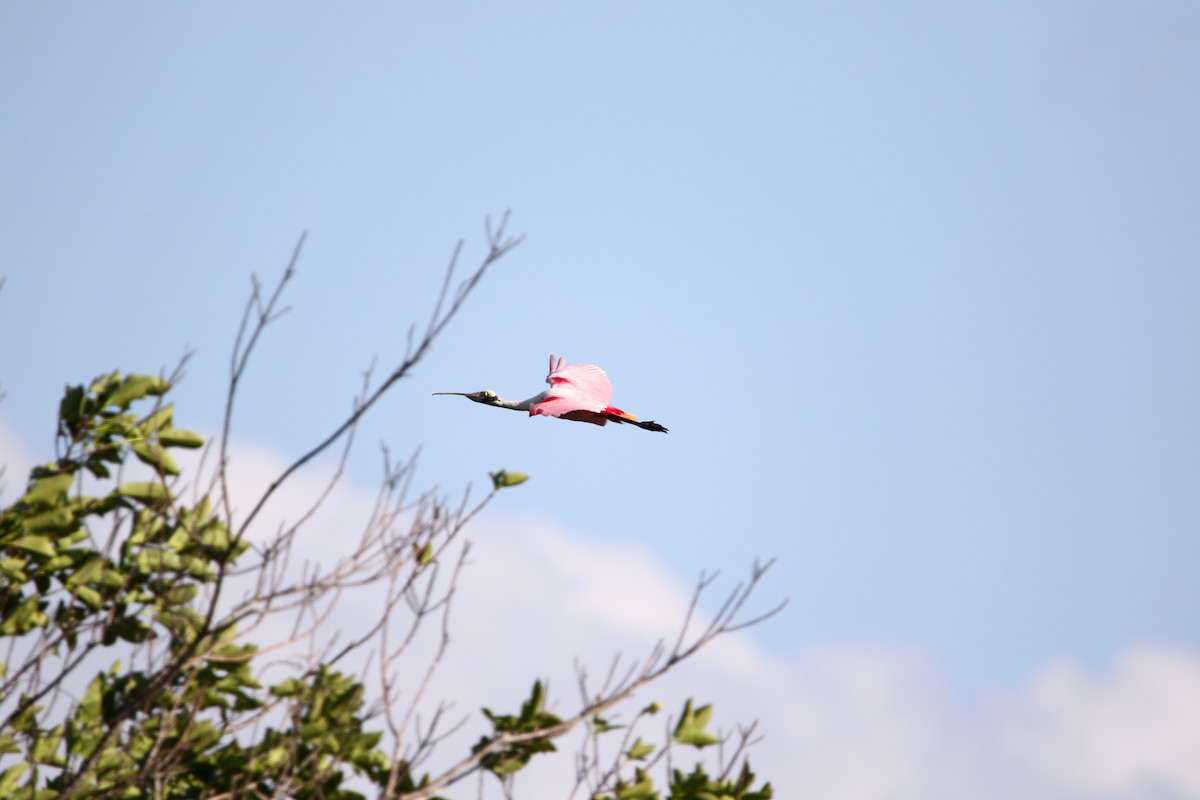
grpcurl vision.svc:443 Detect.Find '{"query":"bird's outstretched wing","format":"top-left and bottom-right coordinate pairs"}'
top-left (531, 354), bottom-right (613, 417)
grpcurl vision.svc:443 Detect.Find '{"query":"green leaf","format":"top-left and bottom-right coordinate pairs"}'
top-left (209, 642), bottom-right (256, 661)
top-left (136, 549), bottom-right (182, 574)
top-left (262, 746), bottom-right (289, 768)
top-left (65, 554), bottom-right (103, 588)
top-left (193, 495), bottom-right (213, 522)
top-left (197, 688), bottom-right (228, 709)
top-left (23, 473), bottom-right (73, 507)
top-left (415, 543), bottom-right (434, 565)
top-left (164, 525), bottom-right (191, 553)
top-left (155, 607), bottom-right (202, 642)
top-left (21, 507), bottom-right (76, 534)
top-left (159, 429), bottom-right (205, 449)
top-left (522, 679), bottom-right (546, 723)
top-left (39, 554), bottom-right (74, 573)
top-left (198, 521), bottom-right (232, 556)
top-left (85, 460), bottom-right (111, 479)
top-left (179, 555), bottom-right (215, 581)
top-left (614, 768), bottom-right (657, 800)
top-left (673, 700), bottom-right (720, 748)
top-left (58, 527), bottom-right (91, 547)
top-left (79, 674), bottom-right (104, 719)
top-left (117, 482), bottom-right (169, 504)
top-left (131, 441), bottom-right (180, 476)
top-left (105, 374), bottom-right (169, 409)
top-left (58, 384), bottom-right (86, 434)
top-left (0, 557), bottom-right (27, 581)
top-left (31, 727), bottom-right (65, 766)
top-left (270, 678), bottom-right (304, 698)
top-left (89, 371), bottom-right (121, 398)
top-left (139, 403), bottom-right (174, 433)
top-left (104, 617), bottom-right (153, 644)
top-left (489, 469), bottom-right (530, 489)
top-left (215, 674), bottom-right (257, 693)
top-left (592, 715), bottom-right (623, 733)
top-left (490, 758), bottom-right (526, 777)
top-left (73, 586), bottom-right (103, 610)
top-left (0, 763), bottom-right (28, 796)
top-left (97, 568), bottom-right (126, 588)
top-left (161, 584), bottom-right (198, 605)
top-left (1, 595), bottom-right (49, 635)
top-left (299, 719), bottom-right (328, 740)
top-left (8, 535), bottom-right (56, 558)
top-left (626, 737), bottom-right (655, 761)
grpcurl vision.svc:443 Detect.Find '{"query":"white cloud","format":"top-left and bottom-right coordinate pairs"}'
top-left (412, 518), bottom-right (1200, 800)
top-left (992, 648), bottom-right (1200, 798)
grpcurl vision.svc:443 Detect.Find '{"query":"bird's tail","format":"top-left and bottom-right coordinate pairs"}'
top-left (604, 406), bottom-right (669, 433)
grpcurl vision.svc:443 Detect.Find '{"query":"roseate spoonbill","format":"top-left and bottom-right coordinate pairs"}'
top-left (435, 355), bottom-right (668, 433)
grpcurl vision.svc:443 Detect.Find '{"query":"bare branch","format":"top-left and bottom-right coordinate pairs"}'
top-left (234, 217), bottom-right (522, 544)
top-left (401, 559), bottom-right (782, 800)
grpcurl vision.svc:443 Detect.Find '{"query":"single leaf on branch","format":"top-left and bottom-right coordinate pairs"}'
top-left (130, 440), bottom-right (180, 476)
top-left (8, 534), bottom-right (57, 559)
top-left (673, 699), bottom-right (719, 748)
top-left (626, 737), bottom-right (655, 761)
top-left (21, 473), bottom-right (73, 508)
top-left (489, 469), bottom-right (529, 489)
top-left (157, 429), bottom-right (205, 449)
top-left (104, 374), bottom-right (169, 410)
top-left (116, 482), bottom-right (170, 504)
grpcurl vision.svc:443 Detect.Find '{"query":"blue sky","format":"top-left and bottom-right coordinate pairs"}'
top-left (2, 4), bottom-right (1199, 796)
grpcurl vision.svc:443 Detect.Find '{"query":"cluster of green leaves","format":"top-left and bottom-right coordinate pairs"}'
top-left (469, 683), bottom-right (772, 800)
top-left (1, 372), bottom-right (218, 650)
top-left (473, 679), bottom-right (562, 777)
top-left (590, 699), bottom-right (773, 800)
top-left (0, 373), bottom-right (401, 799)
top-left (601, 761), bottom-right (772, 800)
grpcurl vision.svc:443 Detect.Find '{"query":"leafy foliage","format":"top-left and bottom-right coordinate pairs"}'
top-left (473, 680), bottom-right (562, 778)
top-left (582, 700), bottom-right (773, 800)
top-left (0, 375), bottom-right (404, 799)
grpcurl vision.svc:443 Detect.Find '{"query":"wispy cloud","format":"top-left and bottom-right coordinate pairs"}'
top-left (397, 508), bottom-right (1200, 800)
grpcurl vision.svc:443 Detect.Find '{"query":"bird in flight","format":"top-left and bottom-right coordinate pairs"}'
top-left (435, 355), bottom-right (668, 433)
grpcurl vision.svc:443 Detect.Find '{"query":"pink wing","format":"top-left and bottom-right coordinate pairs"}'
top-left (529, 354), bottom-right (613, 418)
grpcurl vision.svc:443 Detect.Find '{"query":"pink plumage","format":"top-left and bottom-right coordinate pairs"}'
top-left (529, 354), bottom-right (614, 418)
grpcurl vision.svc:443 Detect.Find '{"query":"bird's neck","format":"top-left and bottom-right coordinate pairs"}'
top-left (495, 390), bottom-right (549, 412)
top-left (494, 396), bottom-right (534, 412)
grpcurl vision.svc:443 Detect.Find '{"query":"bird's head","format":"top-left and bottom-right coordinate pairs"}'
top-left (433, 390), bottom-right (501, 406)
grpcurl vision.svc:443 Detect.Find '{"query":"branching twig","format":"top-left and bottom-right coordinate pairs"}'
top-left (401, 560), bottom-right (784, 800)
top-left (51, 219), bottom-right (522, 800)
